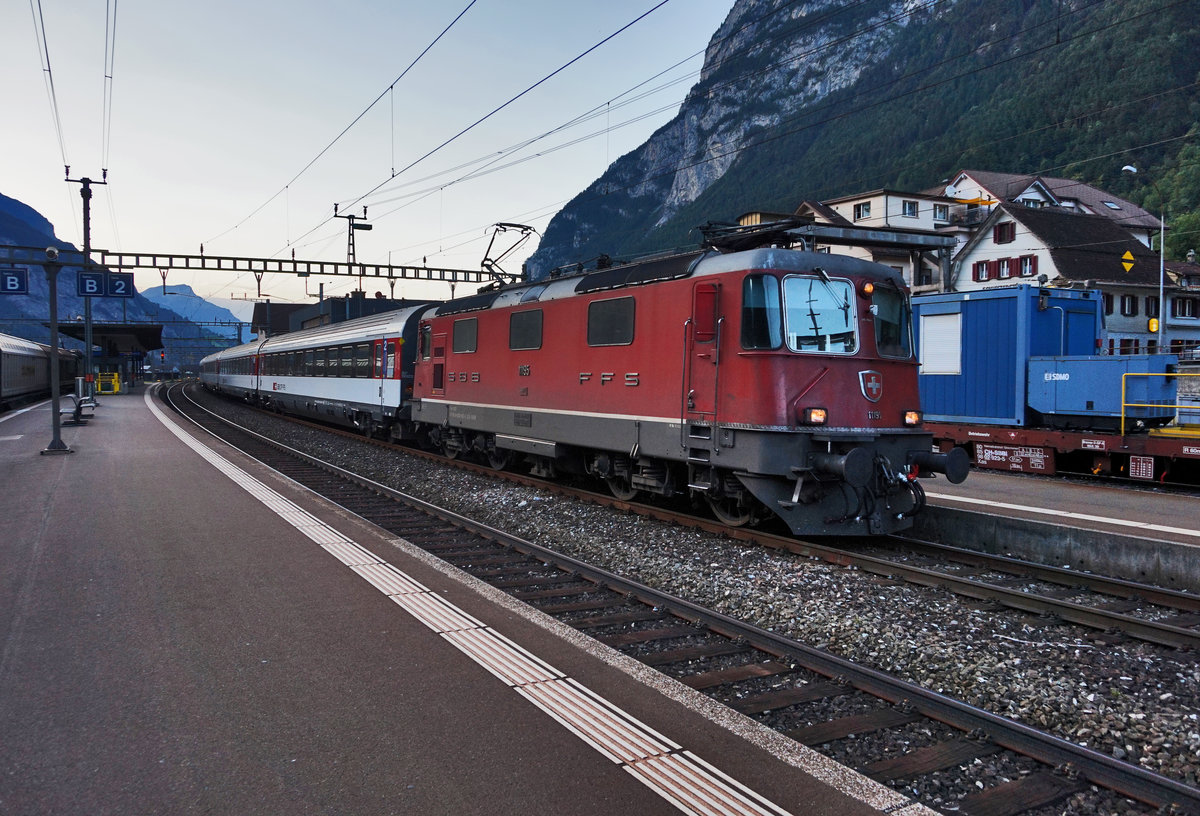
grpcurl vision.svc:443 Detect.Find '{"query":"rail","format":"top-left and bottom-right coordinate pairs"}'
top-left (1120, 371), bottom-right (1200, 435)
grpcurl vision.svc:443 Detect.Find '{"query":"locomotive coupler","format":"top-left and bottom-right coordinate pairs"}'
top-left (907, 447), bottom-right (970, 484)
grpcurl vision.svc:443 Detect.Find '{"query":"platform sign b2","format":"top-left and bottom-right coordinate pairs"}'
top-left (77, 270), bottom-right (134, 298)
top-left (1, 268), bottom-right (29, 295)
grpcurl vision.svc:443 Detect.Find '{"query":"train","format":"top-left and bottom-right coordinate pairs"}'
top-left (913, 285), bottom-right (1200, 483)
top-left (201, 246), bottom-right (968, 536)
top-left (0, 332), bottom-right (80, 410)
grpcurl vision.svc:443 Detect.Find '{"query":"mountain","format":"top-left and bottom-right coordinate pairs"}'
top-left (0, 192), bottom-right (234, 367)
top-left (526, 0), bottom-right (1200, 277)
top-left (140, 284), bottom-right (246, 341)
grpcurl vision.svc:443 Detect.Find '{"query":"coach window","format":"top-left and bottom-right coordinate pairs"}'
top-left (509, 309), bottom-right (543, 350)
top-left (872, 285), bottom-right (912, 358)
top-left (453, 318), bottom-right (478, 353)
top-left (315, 348), bottom-right (328, 377)
top-left (587, 297), bottom-right (635, 346)
top-left (355, 343), bottom-right (370, 377)
top-left (783, 275), bottom-right (857, 353)
top-left (741, 275), bottom-right (782, 350)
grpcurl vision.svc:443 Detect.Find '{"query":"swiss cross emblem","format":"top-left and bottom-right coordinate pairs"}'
top-left (859, 370), bottom-right (883, 403)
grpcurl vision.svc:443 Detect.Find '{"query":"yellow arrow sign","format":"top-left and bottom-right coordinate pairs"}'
top-left (1122, 250), bottom-right (1135, 273)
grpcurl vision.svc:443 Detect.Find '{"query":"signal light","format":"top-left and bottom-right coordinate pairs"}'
top-left (801, 407), bottom-right (828, 425)
top-left (860, 282), bottom-right (875, 297)
top-left (1148, 317), bottom-right (1159, 333)
top-left (904, 410), bottom-right (922, 426)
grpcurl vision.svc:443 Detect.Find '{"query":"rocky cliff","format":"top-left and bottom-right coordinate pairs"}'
top-left (526, 0), bottom-right (1200, 277)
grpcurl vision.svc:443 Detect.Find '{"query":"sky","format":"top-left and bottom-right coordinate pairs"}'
top-left (3, 0), bottom-right (734, 309)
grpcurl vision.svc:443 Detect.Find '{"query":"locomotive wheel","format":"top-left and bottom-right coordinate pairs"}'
top-left (705, 493), bottom-right (752, 527)
top-left (605, 476), bottom-right (638, 502)
top-left (486, 448), bottom-right (512, 471)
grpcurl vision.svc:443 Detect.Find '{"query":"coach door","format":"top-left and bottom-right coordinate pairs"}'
top-left (684, 281), bottom-right (722, 420)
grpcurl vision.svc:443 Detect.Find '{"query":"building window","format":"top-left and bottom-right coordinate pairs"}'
top-left (1120, 338), bottom-right (1138, 355)
top-left (998, 258), bottom-right (1013, 279)
top-left (853, 202), bottom-right (871, 221)
top-left (901, 200), bottom-right (918, 218)
top-left (1146, 295), bottom-right (1159, 318)
top-left (1120, 295), bottom-right (1138, 317)
top-left (1019, 255), bottom-right (1037, 277)
top-left (1103, 293), bottom-right (1114, 315)
top-left (993, 222), bottom-right (1016, 244)
top-left (974, 261), bottom-right (990, 282)
top-left (933, 204), bottom-right (949, 221)
top-left (1172, 296), bottom-right (1198, 319)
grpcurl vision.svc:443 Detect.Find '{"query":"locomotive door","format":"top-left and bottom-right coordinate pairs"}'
top-left (431, 333), bottom-right (447, 395)
top-left (684, 281), bottom-right (721, 420)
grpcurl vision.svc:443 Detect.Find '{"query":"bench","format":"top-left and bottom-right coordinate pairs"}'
top-left (59, 393), bottom-right (95, 426)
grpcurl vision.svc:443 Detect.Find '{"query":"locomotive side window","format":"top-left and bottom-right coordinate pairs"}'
top-left (509, 309), bottom-right (543, 350)
top-left (587, 297), bottom-right (635, 346)
top-left (783, 276), bottom-right (857, 354)
top-left (741, 275), bottom-right (782, 350)
top-left (452, 318), bottom-right (478, 353)
top-left (872, 286), bottom-right (913, 358)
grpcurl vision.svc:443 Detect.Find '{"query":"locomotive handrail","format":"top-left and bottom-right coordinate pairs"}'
top-left (1120, 371), bottom-right (1200, 435)
top-left (679, 318), bottom-right (692, 451)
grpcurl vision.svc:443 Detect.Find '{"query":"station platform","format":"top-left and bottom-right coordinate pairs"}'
top-left (0, 387), bottom-right (923, 816)
top-left (918, 469), bottom-right (1200, 592)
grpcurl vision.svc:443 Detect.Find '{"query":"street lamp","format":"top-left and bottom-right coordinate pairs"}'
top-left (1122, 165), bottom-right (1166, 351)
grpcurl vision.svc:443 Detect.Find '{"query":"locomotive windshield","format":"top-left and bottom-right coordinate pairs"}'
top-left (783, 275), bottom-right (857, 354)
top-left (872, 285), bottom-right (913, 358)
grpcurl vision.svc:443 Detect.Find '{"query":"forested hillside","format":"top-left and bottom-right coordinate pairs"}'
top-left (527, 0), bottom-right (1200, 276)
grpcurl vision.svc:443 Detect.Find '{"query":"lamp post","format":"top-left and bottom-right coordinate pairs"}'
top-left (1122, 165), bottom-right (1166, 351)
top-left (41, 246), bottom-right (71, 455)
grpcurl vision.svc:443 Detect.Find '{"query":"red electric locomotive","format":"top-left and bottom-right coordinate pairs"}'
top-left (410, 246), bottom-right (967, 536)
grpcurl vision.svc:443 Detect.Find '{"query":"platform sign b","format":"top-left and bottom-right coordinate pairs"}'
top-left (1, 268), bottom-right (29, 295)
top-left (77, 271), bottom-right (105, 297)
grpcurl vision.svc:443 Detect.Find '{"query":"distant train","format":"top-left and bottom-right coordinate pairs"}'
top-left (201, 246), bottom-right (968, 536)
top-left (914, 285), bottom-right (1200, 484)
top-left (0, 332), bottom-right (79, 409)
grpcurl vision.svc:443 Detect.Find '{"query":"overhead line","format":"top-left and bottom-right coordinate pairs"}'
top-left (201, 0), bottom-right (479, 248)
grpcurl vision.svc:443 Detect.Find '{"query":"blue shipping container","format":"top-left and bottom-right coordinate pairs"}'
top-left (913, 285), bottom-right (1104, 425)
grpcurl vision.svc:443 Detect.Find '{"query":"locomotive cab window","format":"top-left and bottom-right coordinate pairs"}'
top-left (741, 275), bottom-right (782, 350)
top-left (872, 285), bottom-right (913, 358)
top-left (509, 309), bottom-right (543, 350)
top-left (452, 318), bottom-right (478, 353)
top-left (783, 275), bottom-right (857, 354)
top-left (587, 297), bottom-right (635, 346)
top-left (419, 325), bottom-right (431, 360)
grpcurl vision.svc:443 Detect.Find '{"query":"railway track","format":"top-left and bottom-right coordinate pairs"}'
top-left (192, 384), bottom-right (1200, 652)
top-left (163, 382), bottom-right (1200, 815)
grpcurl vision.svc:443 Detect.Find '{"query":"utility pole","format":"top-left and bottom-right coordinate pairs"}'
top-left (334, 204), bottom-right (372, 291)
top-left (66, 172), bottom-right (108, 399)
top-left (41, 247), bottom-right (71, 455)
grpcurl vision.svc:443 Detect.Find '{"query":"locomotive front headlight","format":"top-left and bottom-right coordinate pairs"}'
top-left (903, 410), bottom-right (922, 426)
top-left (859, 281), bottom-right (875, 297)
top-left (801, 407), bottom-right (828, 425)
